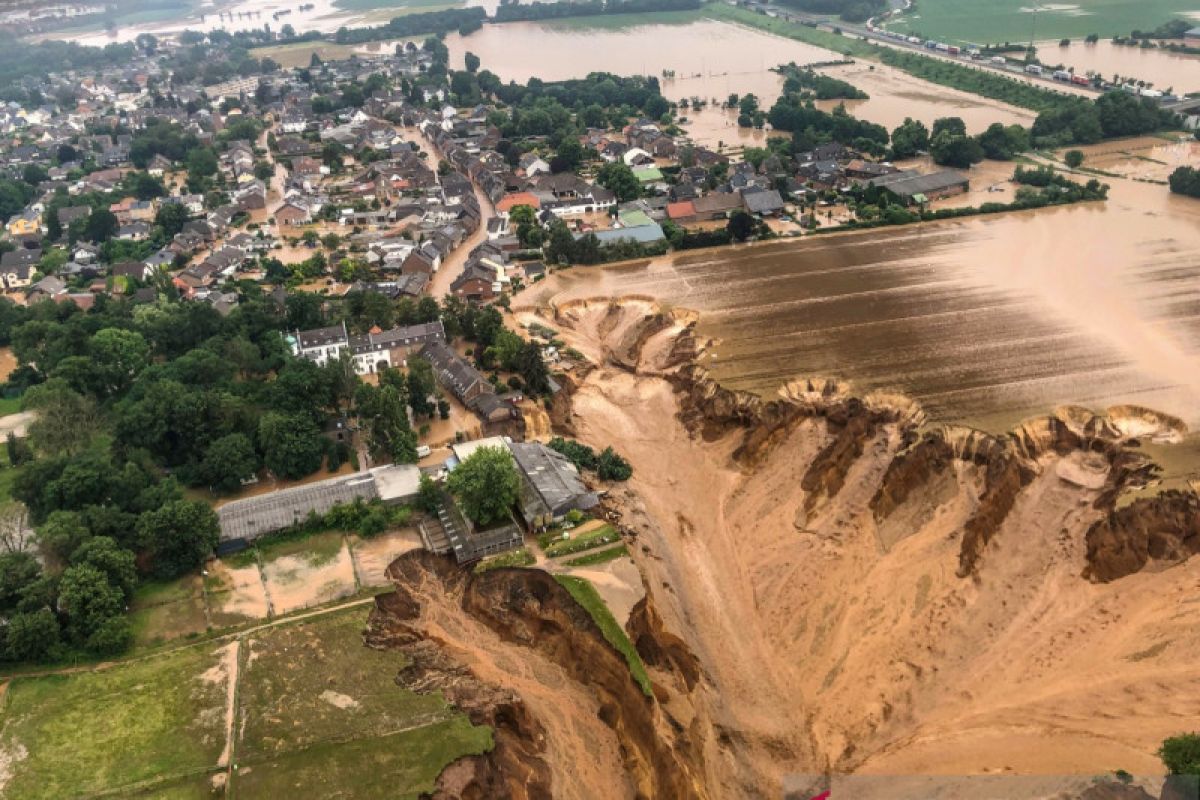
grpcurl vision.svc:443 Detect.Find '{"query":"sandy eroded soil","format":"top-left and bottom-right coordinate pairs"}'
top-left (511, 296), bottom-right (1200, 797)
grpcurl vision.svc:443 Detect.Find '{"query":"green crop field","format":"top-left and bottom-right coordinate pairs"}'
top-left (883, 0), bottom-right (1200, 45)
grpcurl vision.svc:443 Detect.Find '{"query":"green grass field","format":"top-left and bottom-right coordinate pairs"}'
top-left (555, 575), bottom-right (653, 697)
top-left (232, 717), bottom-right (491, 799)
top-left (1, 607), bottom-right (493, 799)
top-left (237, 609), bottom-right (463, 759)
top-left (0, 644), bottom-right (230, 799)
top-left (883, 0), bottom-right (1200, 44)
top-left (128, 575), bottom-right (210, 648)
top-left (0, 397), bottom-right (21, 416)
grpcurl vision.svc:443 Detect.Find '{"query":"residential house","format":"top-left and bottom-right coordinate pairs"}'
top-left (290, 320), bottom-right (446, 374)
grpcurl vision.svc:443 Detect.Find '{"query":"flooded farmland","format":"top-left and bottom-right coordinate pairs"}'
top-left (1035, 39), bottom-right (1200, 95)
top-left (445, 20), bottom-right (1037, 133)
top-left (519, 156), bottom-right (1200, 435)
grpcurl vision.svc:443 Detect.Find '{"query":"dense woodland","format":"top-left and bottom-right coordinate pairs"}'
top-left (0, 289), bottom-right (551, 664)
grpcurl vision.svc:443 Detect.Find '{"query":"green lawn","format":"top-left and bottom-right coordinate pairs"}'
top-left (554, 575), bottom-right (652, 697)
top-left (128, 575), bottom-right (210, 648)
top-left (544, 524), bottom-right (621, 558)
top-left (882, 0), bottom-right (1200, 44)
top-left (0, 396), bottom-right (21, 416)
top-left (0, 644), bottom-right (230, 799)
top-left (564, 545), bottom-right (629, 567)
top-left (255, 529), bottom-right (346, 568)
top-left (236, 608), bottom-right (476, 760)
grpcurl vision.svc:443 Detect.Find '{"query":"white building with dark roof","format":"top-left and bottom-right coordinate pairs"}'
top-left (289, 320), bottom-right (445, 374)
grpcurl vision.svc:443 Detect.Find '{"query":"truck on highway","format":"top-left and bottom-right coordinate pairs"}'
top-left (1025, 64), bottom-right (1043, 76)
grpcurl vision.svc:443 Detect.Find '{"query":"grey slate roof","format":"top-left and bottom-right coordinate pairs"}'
top-left (868, 169), bottom-right (969, 199)
top-left (217, 472), bottom-right (379, 541)
top-left (509, 442), bottom-right (599, 526)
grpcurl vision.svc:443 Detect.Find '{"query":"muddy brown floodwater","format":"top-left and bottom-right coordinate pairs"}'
top-left (521, 160), bottom-right (1200, 435)
top-left (1035, 39), bottom-right (1200, 95)
top-left (445, 20), bottom-right (1037, 134)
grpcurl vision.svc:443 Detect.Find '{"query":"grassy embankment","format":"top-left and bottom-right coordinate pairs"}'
top-left (0, 608), bottom-right (492, 799)
top-left (554, 575), bottom-right (652, 697)
top-left (880, 0), bottom-right (1200, 44)
top-left (474, 546), bottom-right (536, 572)
top-left (564, 544), bottom-right (629, 567)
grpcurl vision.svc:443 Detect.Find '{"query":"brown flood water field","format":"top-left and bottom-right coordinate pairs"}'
top-left (446, 20), bottom-right (1036, 134)
top-left (520, 163), bottom-right (1200, 436)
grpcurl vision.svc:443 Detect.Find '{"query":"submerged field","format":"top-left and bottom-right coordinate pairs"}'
top-left (0, 608), bottom-right (491, 799)
top-left (884, 0), bottom-right (1200, 44)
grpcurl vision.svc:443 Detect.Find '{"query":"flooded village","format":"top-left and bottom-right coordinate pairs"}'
top-left (0, 0), bottom-right (1198, 798)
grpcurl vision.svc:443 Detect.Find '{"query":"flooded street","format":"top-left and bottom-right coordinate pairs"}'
top-left (519, 150), bottom-right (1200, 436)
top-left (446, 20), bottom-right (1036, 133)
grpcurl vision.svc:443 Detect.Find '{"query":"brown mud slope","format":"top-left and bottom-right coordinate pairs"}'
top-left (366, 550), bottom-right (705, 800)
top-left (513, 297), bottom-right (1200, 798)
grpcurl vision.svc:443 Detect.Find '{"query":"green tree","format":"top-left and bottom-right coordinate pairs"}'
top-left (517, 340), bottom-right (550, 396)
top-left (552, 137), bottom-right (584, 173)
top-left (136, 500), bottom-right (219, 578)
top-left (931, 116), bottom-right (967, 138)
top-left (72, 536), bottom-right (137, 601)
top-left (596, 446), bottom-right (632, 481)
top-left (596, 162), bottom-right (640, 202)
top-left (544, 219), bottom-right (576, 265)
top-left (406, 357), bottom-right (437, 419)
top-left (446, 446), bottom-right (519, 527)
top-left (199, 433), bottom-right (259, 493)
top-left (4, 608), bottom-right (61, 662)
top-left (57, 563), bottom-right (123, 645)
top-left (155, 202), bottom-right (190, 236)
top-left (186, 147), bottom-right (218, 181)
top-left (83, 209), bottom-right (119, 243)
top-left (91, 328), bottom-right (150, 396)
top-left (976, 123), bottom-right (1029, 160)
top-left (22, 380), bottom-right (102, 456)
top-left (35, 510), bottom-right (91, 565)
top-left (1169, 166), bottom-right (1200, 198)
top-left (930, 131), bottom-right (984, 169)
top-left (1064, 149), bottom-right (1085, 169)
top-left (416, 472), bottom-right (441, 513)
top-left (1160, 733), bottom-right (1200, 775)
top-left (258, 412), bottom-right (325, 479)
top-left (0, 552), bottom-right (41, 612)
top-left (464, 51), bottom-right (480, 73)
top-left (356, 382), bottom-right (418, 463)
top-left (727, 209), bottom-right (756, 242)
